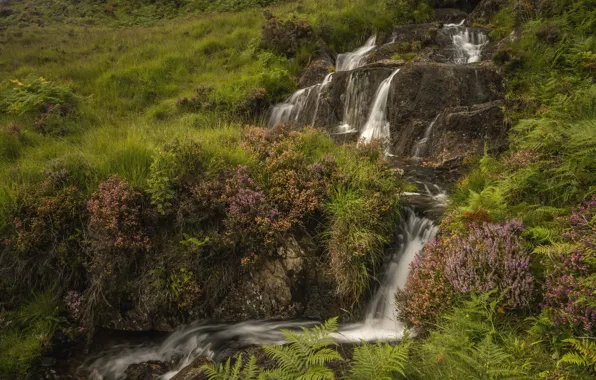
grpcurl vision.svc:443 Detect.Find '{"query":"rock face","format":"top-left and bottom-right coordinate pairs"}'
top-left (284, 60), bottom-right (505, 164)
top-left (386, 62), bottom-right (504, 157)
top-left (299, 55), bottom-right (333, 88)
top-left (213, 236), bottom-right (341, 321)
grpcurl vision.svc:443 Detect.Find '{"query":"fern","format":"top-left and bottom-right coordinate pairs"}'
top-left (347, 340), bottom-right (409, 380)
top-left (261, 318), bottom-right (342, 380)
top-left (202, 354), bottom-right (261, 380)
top-left (558, 338), bottom-right (596, 373)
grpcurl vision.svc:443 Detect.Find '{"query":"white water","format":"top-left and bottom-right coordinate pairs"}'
top-left (444, 20), bottom-right (488, 64)
top-left (413, 114), bottom-right (441, 158)
top-left (336, 35), bottom-right (377, 72)
top-left (337, 72), bottom-right (374, 133)
top-left (310, 73), bottom-right (334, 127)
top-left (268, 86), bottom-right (316, 127)
top-left (360, 68), bottom-right (400, 142)
top-left (82, 206), bottom-right (440, 380)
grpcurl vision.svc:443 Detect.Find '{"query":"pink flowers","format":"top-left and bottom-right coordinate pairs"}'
top-left (399, 219), bottom-right (535, 327)
top-left (444, 220), bottom-right (534, 308)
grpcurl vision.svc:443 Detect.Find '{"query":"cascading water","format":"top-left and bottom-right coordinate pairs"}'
top-left (413, 114), bottom-right (441, 158)
top-left (337, 72), bottom-right (375, 133)
top-left (268, 86), bottom-right (316, 127)
top-left (310, 73), bottom-right (334, 127)
top-left (336, 35), bottom-right (377, 72)
top-left (360, 68), bottom-right (400, 142)
top-left (268, 36), bottom-right (379, 128)
top-left (81, 203), bottom-right (441, 380)
top-left (444, 20), bottom-right (489, 64)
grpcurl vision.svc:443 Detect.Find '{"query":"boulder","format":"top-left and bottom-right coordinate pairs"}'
top-left (124, 361), bottom-right (169, 380)
top-left (387, 62), bottom-right (504, 157)
top-left (299, 56), bottom-right (333, 88)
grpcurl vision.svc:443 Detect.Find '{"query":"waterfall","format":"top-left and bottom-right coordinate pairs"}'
top-left (360, 68), bottom-right (400, 142)
top-left (413, 114), bottom-right (440, 158)
top-left (444, 20), bottom-right (488, 64)
top-left (81, 204), bottom-right (441, 380)
top-left (337, 72), bottom-right (373, 133)
top-left (336, 35), bottom-right (377, 72)
top-left (267, 86), bottom-right (316, 127)
top-left (310, 73), bottom-right (334, 127)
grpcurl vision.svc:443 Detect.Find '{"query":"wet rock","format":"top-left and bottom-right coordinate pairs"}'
top-left (386, 61), bottom-right (503, 157)
top-left (434, 26), bottom-right (493, 63)
top-left (170, 357), bottom-right (211, 380)
top-left (466, 0), bottom-right (507, 26)
top-left (434, 8), bottom-right (468, 23)
top-left (124, 361), bottom-right (169, 380)
top-left (299, 56), bottom-right (333, 88)
top-left (423, 99), bottom-right (511, 162)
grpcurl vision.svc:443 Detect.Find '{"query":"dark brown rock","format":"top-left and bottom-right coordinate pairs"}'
top-left (170, 357), bottom-right (211, 380)
top-left (299, 57), bottom-right (333, 88)
top-left (124, 361), bottom-right (169, 380)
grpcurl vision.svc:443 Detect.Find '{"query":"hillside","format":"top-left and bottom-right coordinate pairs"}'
top-left (0, 0), bottom-right (595, 379)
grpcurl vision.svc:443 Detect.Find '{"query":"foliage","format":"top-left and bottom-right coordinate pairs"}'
top-left (558, 338), bottom-right (596, 374)
top-left (347, 340), bottom-right (409, 380)
top-left (0, 292), bottom-right (64, 379)
top-left (412, 293), bottom-right (528, 380)
top-left (202, 318), bottom-right (411, 380)
top-left (0, 177), bottom-right (86, 295)
top-left (543, 197), bottom-right (596, 334)
top-left (202, 354), bottom-right (261, 380)
top-left (261, 318), bottom-right (341, 380)
top-left (396, 235), bottom-right (457, 328)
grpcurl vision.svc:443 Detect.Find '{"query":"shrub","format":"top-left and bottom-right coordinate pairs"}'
top-left (88, 175), bottom-right (151, 254)
top-left (399, 220), bottom-right (535, 328)
top-left (444, 220), bottom-right (535, 309)
top-left (0, 77), bottom-right (79, 116)
top-left (1, 180), bottom-right (87, 292)
top-left (260, 15), bottom-right (313, 57)
top-left (544, 197), bottom-right (596, 334)
top-left (85, 175), bottom-right (152, 324)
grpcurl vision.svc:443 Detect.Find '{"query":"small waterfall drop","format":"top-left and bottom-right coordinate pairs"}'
top-left (268, 86), bottom-right (316, 127)
top-left (360, 68), bottom-right (400, 142)
top-left (444, 20), bottom-right (488, 64)
top-left (310, 73), bottom-right (334, 127)
top-left (337, 72), bottom-right (373, 133)
top-left (336, 35), bottom-right (377, 72)
top-left (81, 203), bottom-right (441, 380)
top-left (413, 114), bottom-right (440, 158)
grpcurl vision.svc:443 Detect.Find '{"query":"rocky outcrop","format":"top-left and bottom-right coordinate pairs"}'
top-left (212, 236), bottom-right (341, 321)
top-left (299, 55), bottom-right (333, 87)
top-left (290, 60), bottom-right (506, 164)
top-left (386, 61), bottom-right (504, 157)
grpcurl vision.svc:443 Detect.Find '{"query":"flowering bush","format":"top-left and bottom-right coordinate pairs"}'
top-left (544, 197), bottom-right (596, 333)
top-left (221, 166), bottom-right (286, 257)
top-left (444, 220), bottom-right (534, 309)
top-left (398, 219), bottom-right (535, 328)
top-left (87, 175), bottom-right (151, 272)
